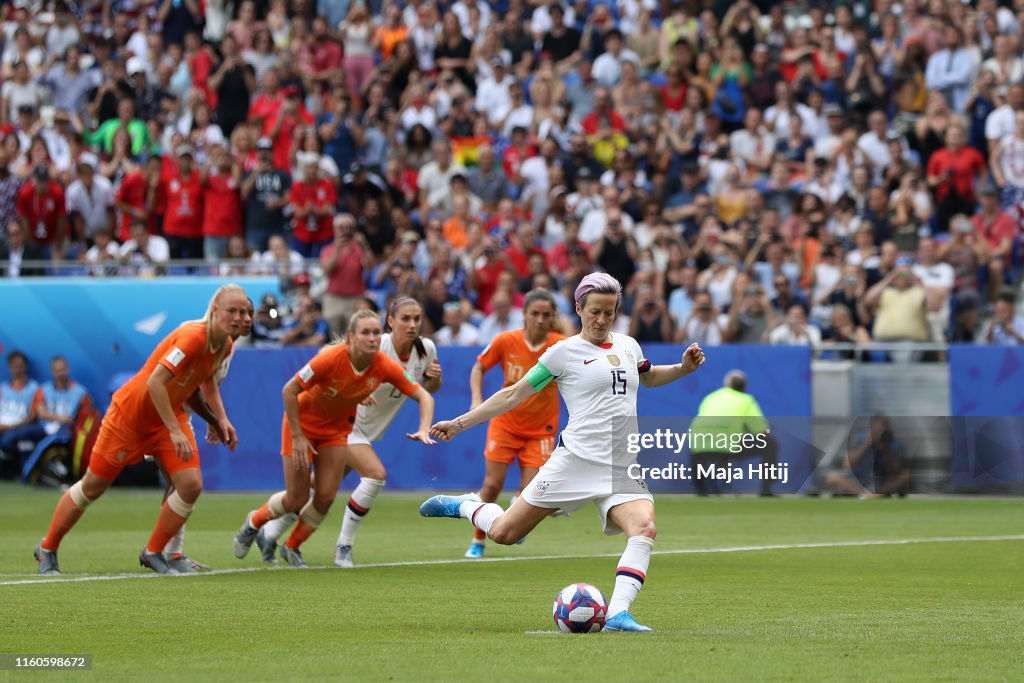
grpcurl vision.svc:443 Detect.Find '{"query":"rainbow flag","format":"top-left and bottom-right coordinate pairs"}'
top-left (451, 136), bottom-right (493, 168)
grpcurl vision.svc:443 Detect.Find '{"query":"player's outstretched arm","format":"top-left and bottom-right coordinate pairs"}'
top-left (405, 386), bottom-right (437, 445)
top-left (431, 375), bottom-right (536, 441)
top-left (639, 342), bottom-right (706, 388)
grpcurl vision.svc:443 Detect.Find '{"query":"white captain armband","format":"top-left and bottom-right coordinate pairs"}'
top-left (524, 362), bottom-right (555, 391)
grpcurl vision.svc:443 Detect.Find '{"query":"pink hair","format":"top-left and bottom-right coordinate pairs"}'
top-left (574, 273), bottom-right (622, 308)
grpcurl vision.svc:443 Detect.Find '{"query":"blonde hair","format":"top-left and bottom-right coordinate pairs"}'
top-left (202, 283), bottom-right (247, 354)
top-left (346, 309), bottom-right (382, 337)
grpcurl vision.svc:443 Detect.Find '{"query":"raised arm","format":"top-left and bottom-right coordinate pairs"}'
top-left (638, 341), bottom-right (706, 387)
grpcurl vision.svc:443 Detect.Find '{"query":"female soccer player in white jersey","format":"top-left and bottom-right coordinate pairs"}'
top-left (421, 273), bottom-right (705, 632)
top-left (256, 297), bottom-right (442, 567)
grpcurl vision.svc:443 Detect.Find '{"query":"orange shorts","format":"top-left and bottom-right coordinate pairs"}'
top-left (483, 424), bottom-right (555, 469)
top-left (280, 414), bottom-right (351, 461)
top-left (88, 404), bottom-right (200, 481)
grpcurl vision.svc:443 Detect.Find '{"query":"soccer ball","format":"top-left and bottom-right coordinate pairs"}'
top-left (552, 583), bottom-right (607, 633)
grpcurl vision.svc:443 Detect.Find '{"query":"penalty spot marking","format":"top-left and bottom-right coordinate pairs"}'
top-left (2, 534), bottom-right (1022, 587)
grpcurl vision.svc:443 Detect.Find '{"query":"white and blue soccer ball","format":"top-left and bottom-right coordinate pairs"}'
top-left (552, 583), bottom-right (607, 633)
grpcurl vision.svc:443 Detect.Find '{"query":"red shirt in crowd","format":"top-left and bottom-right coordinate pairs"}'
top-left (547, 239), bottom-right (590, 273)
top-left (474, 259), bottom-right (505, 313)
top-left (502, 143), bottom-right (536, 180)
top-left (289, 178), bottom-right (337, 245)
top-left (505, 242), bottom-right (546, 278)
top-left (927, 145), bottom-right (985, 202)
top-left (320, 238), bottom-right (366, 297)
top-left (159, 170), bottom-right (204, 238)
top-left (581, 109), bottom-right (626, 136)
top-left (248, 92), bottom-right (283, 129)
top-left (202, 168), bottom-right (242, 238)
top-left (115, 170), bottom-right (158, 240)
top-left (972, 209), bottom-right (1018, 263)
top-left (16, 181), bottom-right (66, 244)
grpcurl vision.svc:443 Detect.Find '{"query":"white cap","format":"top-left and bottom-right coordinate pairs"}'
top-left (126, 57), bottom-right (147, 76)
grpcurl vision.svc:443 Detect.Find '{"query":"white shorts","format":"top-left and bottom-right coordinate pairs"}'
top-left (520, 446), bottom-right (653, 536)
top-left (347, 426), bottom-right (371, 447)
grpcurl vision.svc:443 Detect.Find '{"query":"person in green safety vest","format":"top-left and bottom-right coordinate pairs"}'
top-left (689, 370), bottom-right (777, 496)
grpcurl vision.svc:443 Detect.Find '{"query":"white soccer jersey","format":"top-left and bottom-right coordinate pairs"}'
top-left (537, 333), bottom-right (646, 464)
top-left (355, 333), bottom-right (436, 441)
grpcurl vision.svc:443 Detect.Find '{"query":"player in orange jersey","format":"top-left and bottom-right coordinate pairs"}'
top-left (34, 284), bottom-right (248, 576)
top-left (464, 289), bottom-right (565, 559)
top-left (154, 296), bottom-right (255, 573)
top-left (232, 309), bottom-right (436, 567)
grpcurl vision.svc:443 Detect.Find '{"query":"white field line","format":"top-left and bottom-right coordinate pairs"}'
top-left (2, 534), bottom-right (1023, 587)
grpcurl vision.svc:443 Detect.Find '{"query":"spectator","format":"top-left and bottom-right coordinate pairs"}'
top-left (0, 350), bottom-right (43, 476)
top-left (320, 214), bottom-right (369, 335)
top-left (926, 122), bottom-right (985, 231)
top-left (34, 355), bottom-right (89, 438)
top-left (81, 228), bottom-right (120, 276)
top-left (288, 152), bottom-right (336, 257)
top-left (434, 301), bottom-right (480, 346)
top-left (980, 291), bottom-right (1024, 345)
top-left (478, 290), bottom-right (524, 345)
top-left (200, 146), bottom-right (243, 260)
top-left (678, 290), bottom-right (727, 346)
top-left (66, 160), bottom-right (116, 245)
top-left (820, 303), bottom-right (873, 356)
top-left (241, 137), bottom-right (291, 252)
top-left (158, 144), bottom-right (204, 260)
top-left (823, 414), bottom-right (910, 497)
top-left (251, 292), bottom-right (286, 347)
top-left (0, 220), bottom-right (45, 277)
top-left (768, 303), bottom-right (822, 346)
top-left (971, 184), bottom-right (1017, 299)
top-left (727, 283), bottom-right (776, 344)
top-left (280, 296), bottom-right (330, 347)
top-left (117, 218), bottom-right (170, 277)
top-left (592, 209), bottom-right (638, 287)
top-left (938, 214), bottom-right (991, 296)
top-left (17, 166), bottom-right (68, 259)
top-left (113, 156), bottom-right (160, 242)
top-left (864, 264), bottom-right (929, 343)
top-left (628, 284), bottom-right (673, 343)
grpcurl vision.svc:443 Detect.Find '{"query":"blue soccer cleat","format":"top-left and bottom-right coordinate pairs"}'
top-left (418, 493), bottom-right (481, 519)
top-left (604, 611), bottom-right (654, 633)
top-left (464, 541), bottom-right (485, 558)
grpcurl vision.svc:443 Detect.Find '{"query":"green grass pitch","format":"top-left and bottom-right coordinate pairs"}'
top-left (1, 483), bottom-right (1022, 682)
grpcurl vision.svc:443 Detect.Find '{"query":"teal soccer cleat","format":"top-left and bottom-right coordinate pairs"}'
top-left (418, 493), bottom-right (481, 519)
top-left (464, 541), bottom-right (485, 558)
top-left (604, 611), bottom-right (654, 633)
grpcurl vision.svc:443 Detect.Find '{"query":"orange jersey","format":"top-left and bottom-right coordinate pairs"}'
top-left (110, 322), bottom-right (232, 428)
top-left (295, 344), bottom-right (419, 437)
top-left (478, 329), bottom-right (564, 438)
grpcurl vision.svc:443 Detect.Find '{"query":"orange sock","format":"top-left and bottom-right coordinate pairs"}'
top-left (42, 491), bottom-right (85, 551)
top-left (285, 519), bottom-right (317, 549)
top-left (146, 501), bottom-right (188, 554)
top-left (474, 528), bottom-right (486, 542)
top-left (250, 502), bottom-right (276, 529)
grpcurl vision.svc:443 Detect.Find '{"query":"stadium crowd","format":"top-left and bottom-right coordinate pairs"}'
top-left (1, 0), bottom-right (1024, 347)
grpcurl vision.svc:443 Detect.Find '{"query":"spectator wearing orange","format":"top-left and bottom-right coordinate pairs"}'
top-left (372, 4), bottom-right (408, 62)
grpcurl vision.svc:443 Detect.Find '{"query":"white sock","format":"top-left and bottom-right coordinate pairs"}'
top-left (607, 536), bottom-right (654, 618)
top-left (459, 501), bottom-right (504, 535)
top-left (338, 477), bottom-right (385, 547)
top-left (263, 513), bottom-right (298, 542)
top-left (164, 525), bottom-right (185, 556)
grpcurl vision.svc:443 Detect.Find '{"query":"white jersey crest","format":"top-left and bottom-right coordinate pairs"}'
top-left (537, 333), bottom-right (646, 464)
